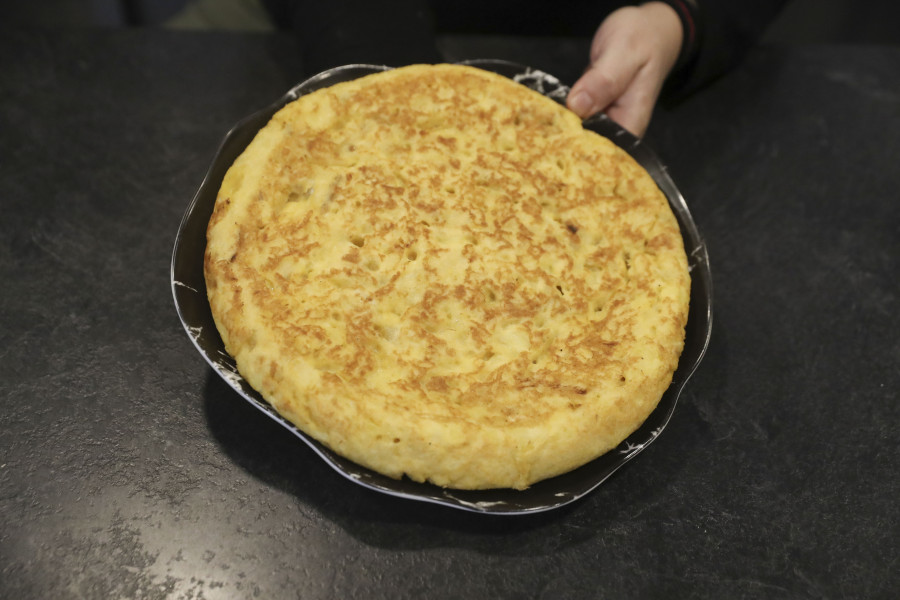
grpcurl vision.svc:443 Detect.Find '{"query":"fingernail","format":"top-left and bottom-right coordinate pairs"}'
top-left (569, 90), bottom-right (593, 116)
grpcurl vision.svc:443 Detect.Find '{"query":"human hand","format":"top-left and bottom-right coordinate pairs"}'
top-left (566, 2), bottom-right (683, 137)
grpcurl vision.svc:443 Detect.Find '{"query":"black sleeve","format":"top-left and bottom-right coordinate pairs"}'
top-left (659, 0), bottom-right (791, 98)
top-left (263, 0), bottom-right (788, 96)
top-left (261, 0), bottom-right (441, 76)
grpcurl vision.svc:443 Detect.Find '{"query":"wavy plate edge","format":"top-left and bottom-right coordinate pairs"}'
top-left (171, 60), bottom-right (713, 515)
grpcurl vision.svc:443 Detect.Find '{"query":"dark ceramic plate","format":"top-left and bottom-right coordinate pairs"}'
top-left (171, 60), bottom-right (713, 515)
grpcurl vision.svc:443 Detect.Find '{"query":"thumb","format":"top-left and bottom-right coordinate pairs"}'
top-left (567, 62), bottom-right (629, 119)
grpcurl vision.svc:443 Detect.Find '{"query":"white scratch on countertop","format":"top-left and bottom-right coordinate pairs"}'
top-left (825, 70), bottom-right (900, 104)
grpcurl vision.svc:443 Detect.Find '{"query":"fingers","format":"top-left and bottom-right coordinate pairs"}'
top-left (567, 60), bottom-right (631, 120)
top-left (565, 3), bottom-right (683, 137)
top-left (570, 69), bottom-right (655, 137)
top-left (567, 41), bottom-right (650, 136)
top-left (566, 15), bottom-right (648, 133)
top-left (604, 78), bottom-right (657, 137)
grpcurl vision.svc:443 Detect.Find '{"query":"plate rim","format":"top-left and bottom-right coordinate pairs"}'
top-left (170, 60), bottom-right (713, 515)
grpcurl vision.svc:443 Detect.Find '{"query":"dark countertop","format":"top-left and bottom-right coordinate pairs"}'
top-left (1, 28), bottom-right (897, 599)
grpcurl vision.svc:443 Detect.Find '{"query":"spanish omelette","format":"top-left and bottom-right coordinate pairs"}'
top-left (204, 63), bottom-right (690, 490)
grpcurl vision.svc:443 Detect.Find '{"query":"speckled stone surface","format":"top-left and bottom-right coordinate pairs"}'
top-left (0, 29), bottom-right (897, 599)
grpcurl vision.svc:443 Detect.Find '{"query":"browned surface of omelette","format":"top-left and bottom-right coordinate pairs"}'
top-left (204, 64), bottom-right (690, 490)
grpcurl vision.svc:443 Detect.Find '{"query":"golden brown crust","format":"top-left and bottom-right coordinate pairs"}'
top-left (204, 64), bottom-right (690, 490)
